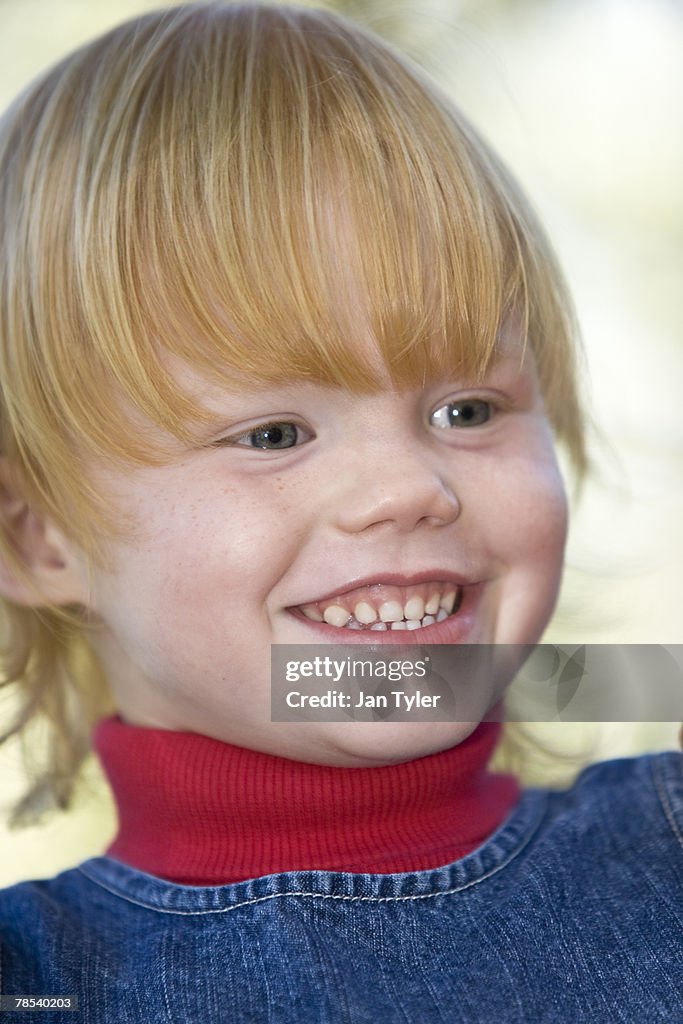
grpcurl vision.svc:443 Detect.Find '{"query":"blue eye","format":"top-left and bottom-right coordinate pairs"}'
top-left (250, 424), bottom-right (296, 449)
top-left (239, 422), bottom-right (302, 449)
top-left (431, 399), bottom-right (492, 429)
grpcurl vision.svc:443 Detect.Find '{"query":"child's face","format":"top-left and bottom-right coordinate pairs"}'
top-left (80, 335), bottom-right (567, 765)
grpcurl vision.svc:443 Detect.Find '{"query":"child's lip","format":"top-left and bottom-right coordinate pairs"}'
top-left (293, 570), bottom-right (474, 608)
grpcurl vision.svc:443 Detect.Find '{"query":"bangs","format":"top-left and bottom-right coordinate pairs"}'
top-left (0, 2), bottom-right (585, 549)
top-left (104, 3), bottom-right (533, 405)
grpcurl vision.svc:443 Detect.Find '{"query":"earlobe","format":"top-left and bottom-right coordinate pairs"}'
top-left (0, 462), bottom-right (88, 608)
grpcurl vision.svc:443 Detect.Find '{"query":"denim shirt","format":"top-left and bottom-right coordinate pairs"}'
top-left (1, 751), bottom-right (682, 1023)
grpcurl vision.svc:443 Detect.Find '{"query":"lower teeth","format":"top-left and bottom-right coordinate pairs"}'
top-left (348, 609), bottom-right (450, 631)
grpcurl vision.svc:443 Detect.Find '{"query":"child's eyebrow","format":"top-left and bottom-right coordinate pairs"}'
top-left (187, 359), bottom-right (536, 422)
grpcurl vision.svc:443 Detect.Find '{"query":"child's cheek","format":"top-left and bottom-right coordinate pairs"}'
top-left (485, 450), bottom-right (568, 646)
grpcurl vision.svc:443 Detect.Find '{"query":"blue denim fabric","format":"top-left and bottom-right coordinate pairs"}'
top-left (1, 751), bottom-right (682, 1023)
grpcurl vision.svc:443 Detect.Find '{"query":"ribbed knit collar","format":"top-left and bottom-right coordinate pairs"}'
top-left (94, 717), bottom-right (520, 886)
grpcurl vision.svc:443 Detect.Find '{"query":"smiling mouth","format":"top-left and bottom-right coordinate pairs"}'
top-left (294, 581), bottom-right (464, 632)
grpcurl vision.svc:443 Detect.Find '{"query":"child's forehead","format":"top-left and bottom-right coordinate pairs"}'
top-left (158, 325), bottom-right (531, 423)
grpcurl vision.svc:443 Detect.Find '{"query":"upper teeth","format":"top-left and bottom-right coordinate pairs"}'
top-left (304, 584), bottom-right (460, 631)
top-left (355, 601), bottom-right (377, 624)
top-left (323, 605), bottom-right (353, 627)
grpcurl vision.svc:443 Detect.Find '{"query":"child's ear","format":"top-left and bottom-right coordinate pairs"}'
top-left (0, 460), bottom-right (88, 608)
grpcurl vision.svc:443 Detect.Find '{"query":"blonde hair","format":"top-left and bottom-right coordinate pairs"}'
top-left (0, 2), bottom-right (587, 824)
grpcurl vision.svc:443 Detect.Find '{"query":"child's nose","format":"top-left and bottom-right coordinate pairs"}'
top-left (333, 442), bottom-right (461, 536)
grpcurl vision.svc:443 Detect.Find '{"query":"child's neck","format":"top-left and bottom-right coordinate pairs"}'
top-left (94, 719), bottom-right (520, 885)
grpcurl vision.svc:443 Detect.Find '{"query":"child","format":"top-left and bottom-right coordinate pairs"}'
top-left (0, 3), bottom-right (680, 1021)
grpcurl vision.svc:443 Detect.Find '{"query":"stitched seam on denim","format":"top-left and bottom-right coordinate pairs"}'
top-left (652, 755), bottom-right (683, 852)
top-left (77, 792), bottom-right (547, 916)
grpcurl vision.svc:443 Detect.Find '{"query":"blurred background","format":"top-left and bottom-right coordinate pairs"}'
top-left (0, 0), bottom-right (681, 885)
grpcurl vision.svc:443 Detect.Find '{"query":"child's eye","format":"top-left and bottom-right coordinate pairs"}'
top-left (430, 399), bottom-right (492, 429)
top-left (223, 421), bottom-right (309, 450)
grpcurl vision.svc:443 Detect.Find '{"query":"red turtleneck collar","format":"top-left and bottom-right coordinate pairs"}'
top-left (94, 717), bottom-right (520, 886)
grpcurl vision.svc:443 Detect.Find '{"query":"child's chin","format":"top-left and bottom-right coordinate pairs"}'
top-left (308, 720), bottom-right (483, 768)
